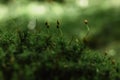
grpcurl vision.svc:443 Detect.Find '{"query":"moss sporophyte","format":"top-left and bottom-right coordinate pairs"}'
top-left (56, 20), bottom-right (60, 28)
top-left (56, 20), bottom-right (63, 37)
top-left (83, 19), bottom-right (90, 44)
top-left (45, 21), bottom-right (50, 29)
top-left (45, 21), bottom-right (50, 34)
top-left (84, 19), bottom-right (90, 37)
top-left (84, 19), bottom-right (88, 24)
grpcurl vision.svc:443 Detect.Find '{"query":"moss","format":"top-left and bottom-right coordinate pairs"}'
top-left (0, 21), bottom-right (119, 80)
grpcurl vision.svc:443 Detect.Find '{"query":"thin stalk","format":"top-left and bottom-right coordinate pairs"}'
top-left (84, 24), bottom-right (90, 39)
top-left (59, 28), bottom-right (63, 37)
top-left (47, 28), bottom-right (49, 34)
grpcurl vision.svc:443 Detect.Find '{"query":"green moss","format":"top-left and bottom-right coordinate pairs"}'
top-left (0, 24), bottom-right (119, 80)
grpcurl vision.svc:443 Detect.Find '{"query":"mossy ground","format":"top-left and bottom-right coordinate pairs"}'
top-left (0, 22), bottom-right (119, 80)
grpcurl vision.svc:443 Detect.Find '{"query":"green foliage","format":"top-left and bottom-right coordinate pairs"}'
top-left (0, 21), bottom-right (119, 80)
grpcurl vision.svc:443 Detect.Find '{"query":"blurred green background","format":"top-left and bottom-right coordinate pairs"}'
top-left (0, 0), bottom-right (120, 59)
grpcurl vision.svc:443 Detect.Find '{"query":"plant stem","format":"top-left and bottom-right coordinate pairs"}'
top-left (85, 25), bottom-right (90, 38)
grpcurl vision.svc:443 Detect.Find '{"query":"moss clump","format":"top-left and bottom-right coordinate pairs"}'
top-left (0, 21), bottom-right (119, 80)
